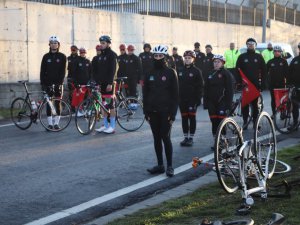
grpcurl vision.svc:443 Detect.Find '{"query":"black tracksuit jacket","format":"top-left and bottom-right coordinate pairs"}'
top-left (40, 51), bottom-right (67, 86)
top-left (288, 55), bottom-right (300, 87)
top-left (73, 56), bottom-right (92, 85)
top-left (173, 54), bottom-right (184, 72)
top-left (117, 53), bottom-right (128, 78)
top-left (91, 47), bottom-right (117, 85)
top-left (236, 49), bottom-right (266, 89)
top-left (202, 53), bottom-right (214, 79)
top-left (266, 56), bottom-right (288, 88)
top-left (125, 54), bottom-right (142, 81)
top-left (143, 65), bottom-right (179, 120)
top-left (139, 52), bottom-right (154, 80)
top-left (194, 50), bottom-right (205, 71)
top-left (177, 64), bottom-right (204, 105)
top-left (67, 54), bottom-right (78, 79)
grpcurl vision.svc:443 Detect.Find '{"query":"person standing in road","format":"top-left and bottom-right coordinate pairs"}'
top-left (117, 44), bottom-right (128, 78)
top-left (224, 42), bottom-right (240, 86)
top-left (193, 42), bottom-right (205, 72)
top-left (203, 55), bottom-right (234, 148)
top-left (73, 47), bottom-right (92, 86)
top-left (202, 44), bottom-right (214, 80)
top-left (92, 35), bottom-right (118, 134)
top-left (178, 50), bottom-right (204, 147)
top-left (139, 43), bottom-right (154, 85)
top-left (143, 45), bottom-right (179, 177)
top-left (262, 42), bottom-right (274, 64)
top-left (287, 43), bottom-right (300, 129)
top-left (236, 38), bottom-right (266, 129)
top-left (172, 47), bottom-right (184, 72)
top-left (125, 44), bottom-right (142, 97)
top-left (67, 45), bottom-right (79, 112)
top-left (40, 35), bottom-right (67, 130)
top-left (266, 45), bottom-right (288, 115)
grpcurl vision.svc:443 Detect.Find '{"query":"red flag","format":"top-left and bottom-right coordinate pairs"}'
top-left (238, 69), bottom-right (260, 108)
top-left (273, 88), bottom-right (288, 108)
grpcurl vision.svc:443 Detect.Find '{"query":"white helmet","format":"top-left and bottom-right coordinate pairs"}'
top-left (152, 45), bottom-right (168, 55)
top-left (49, 35), bottom-right (60, 43)
top-left (213, 54), bottom-right (226, 62)
top-left (273, 45), bottom-right (282, 52)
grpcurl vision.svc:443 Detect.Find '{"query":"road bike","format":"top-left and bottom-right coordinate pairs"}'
top-left (75, 79), bottom-right (144, 135)
top-left (273, 86), bottom-right (300, 134)
top-left (10, 80), bottom-right (72, 132)
top-left (213, 112), bottom-right (277, 213)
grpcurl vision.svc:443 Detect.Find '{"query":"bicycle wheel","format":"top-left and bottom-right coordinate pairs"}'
top-left (75, 98), bottom-right (97, 135)
top-left (254, 112), bottom-right (277, 179)
top-left (214, 118), bottom-right (243, 194)
top-left (116, 97), bottom-right (145, 131)
top-left (273, 101), bottom-right (295, 134)
top-left (10, 97), bottom-right (32, 130)
top-left (39, 98), bottom-right (72, 132)
top-left (274, 159), bottom-right (291, 174)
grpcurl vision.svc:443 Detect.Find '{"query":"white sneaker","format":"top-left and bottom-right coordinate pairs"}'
top-left (103, 126), bottom-right (115, 134)
top-left (76, 111), bottom-right (84, 117)
top-left (95, 126), bottom-right (107, 132)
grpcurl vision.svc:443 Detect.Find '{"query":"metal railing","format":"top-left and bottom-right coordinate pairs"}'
top-left (23, 0), bottom-right (300, 27)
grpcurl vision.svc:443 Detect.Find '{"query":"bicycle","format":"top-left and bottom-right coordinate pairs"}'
top-left (75, 79), bottom-right (144, 135)
top-left (213, 112), bottom-right (277, 213)
top-left (273, 86), bottom-right (300, 134)
top-left (10, 80), bottom-right (72, 132)
top-left (199, 213), bottom-right (285, 225)
top-left (230, 84), bottom-right (264, 130)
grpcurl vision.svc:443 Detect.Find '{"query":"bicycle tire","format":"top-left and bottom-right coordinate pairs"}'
top-left (39, 98), bottom-right (72, 132)
top-left (273, 101), bottom-right (295, 134)
top-left (75, 98), bottom-right (97, 135)
top-left (214, 117), bottom-right (243, 194)
top-left (116, 97), bottom-right (145, 132)
top-left (10, 97), bottom-right (32, 130)
top-left (254, 112), bottom-right (277, 179)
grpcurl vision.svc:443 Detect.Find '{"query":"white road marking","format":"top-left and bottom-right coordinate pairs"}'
top-left (0, 122), bottom-right (16, 128)
top-left (25, 153), bottom-right (215, 225)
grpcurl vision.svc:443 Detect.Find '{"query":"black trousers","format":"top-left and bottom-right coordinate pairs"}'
top-left (148, 112), bottom-right (173, 167)
top-left (42, 85), bottom-right (63, 117)
top-left (126, 79), bottom-right (137, 97)
top-left (207, 102), bottom-right (227, 136)
top-left (179, 102), bottom-right (197, 136)
top-left (242, 97), bottom-right (259, 126)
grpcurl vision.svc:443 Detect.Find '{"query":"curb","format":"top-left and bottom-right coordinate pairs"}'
top-left (84, 137), bottom-right (300, 225)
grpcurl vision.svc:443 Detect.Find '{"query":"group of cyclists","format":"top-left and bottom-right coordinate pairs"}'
top-left (40, 34), bottom-right (300, 177)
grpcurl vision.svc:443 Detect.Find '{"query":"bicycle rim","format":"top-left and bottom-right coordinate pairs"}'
top-left (10, 97), bottom-right (32, 130)
top-left (39, 98), bottom-right (72, 132)
top-left (274, 102), bottom-right (295, 134)
top-left (75, 98), bottom-right (97, 135)
top-left (254, 112), bottom-right (277, 179)
top-left (214, 118), bottom-right (243, 193)
top-left (116, 97), bottom-right (145, 131)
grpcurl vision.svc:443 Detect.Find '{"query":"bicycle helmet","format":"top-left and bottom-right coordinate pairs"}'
top-left (99, 35), bottom-right (112, 43)
top-left (183, 50), bottom-right (196, 58)
top-left (143, 43), bottom-right (151, 50)
top-left (79, 47), bottom-right (86, 54)
top-left (213, 54), bottom-right (226, 63)
top-left (152, 45), bottom-right (168, 55)
top-left (127, 44), bottom-right (135, 51)
top-left (273, 45), bottom-right (282, 52)
top-left (49, 35), bottom-right (60, 43)
top-left (119, 44), bottom-right (126, 50)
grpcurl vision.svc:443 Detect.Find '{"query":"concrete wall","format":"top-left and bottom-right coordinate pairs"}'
top-left (1, 0), bottom-right (300, 107)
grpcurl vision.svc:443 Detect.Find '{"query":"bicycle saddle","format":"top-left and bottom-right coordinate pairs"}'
top-left (267, 213), bottom-right (285, 225)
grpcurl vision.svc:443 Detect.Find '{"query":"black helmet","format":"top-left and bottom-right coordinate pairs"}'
top-left (194, 42), bottom-right (200, 48)
top-left (246, 38), bottom-right (257, 45)
top-left (205, 44), bottom-right (212, 49)
top-left (173, 47), bottom-right (178, 51)
top-left (99, 35), bottom-right (112, 43)
top-left (143, 43), bottom-right (151, 50)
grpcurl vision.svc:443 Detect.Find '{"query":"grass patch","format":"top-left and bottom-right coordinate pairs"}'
top-left (108, 146), bottom-right (300, 225)
top-left (0, 107), bottom-right (11, 119)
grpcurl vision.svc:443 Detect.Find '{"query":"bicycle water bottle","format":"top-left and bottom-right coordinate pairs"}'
top-left (31, 100), bottom-right (37, 110)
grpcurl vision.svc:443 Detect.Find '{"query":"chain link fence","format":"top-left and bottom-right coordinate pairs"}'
top-left (24, 0), bottom-right (300, 26)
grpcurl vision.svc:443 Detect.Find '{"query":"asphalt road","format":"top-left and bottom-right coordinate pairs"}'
top-left (0, 92), bottom-right (296, 225)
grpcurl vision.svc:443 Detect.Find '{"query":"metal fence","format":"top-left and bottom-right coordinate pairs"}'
top-left (24, 0), bottom-right (300, 27)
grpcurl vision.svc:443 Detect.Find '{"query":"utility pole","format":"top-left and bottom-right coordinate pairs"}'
top-left (262, 0), bottom-right (267, 43)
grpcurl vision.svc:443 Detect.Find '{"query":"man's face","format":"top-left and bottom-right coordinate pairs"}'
top-left (100, 41), bottom-right (109, 49)
top-left (80, 52), bottom-right (86, 58)
top-left (144, 47), bottom-right (150, 52)
top-left (120, 48), bottom-right (126, 55)
top-left (230, 43), bottom-right (235, 50)
top-left (268, 43), bottom-right (273, 49)
top-left (206, 47), bottom-right (212, 54)
top-left (172, 49), bottom-right (177, 55)
top-left (213, 59), bottom-right (223, 70)
top-left (274, 50), bottom-right (281, 57)
top-left (50, 41), bottom-right (59, 51)
top-left (247, 42), bottom-right (256, 50)
top-left (128, 49), bottom-right (134, 55)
